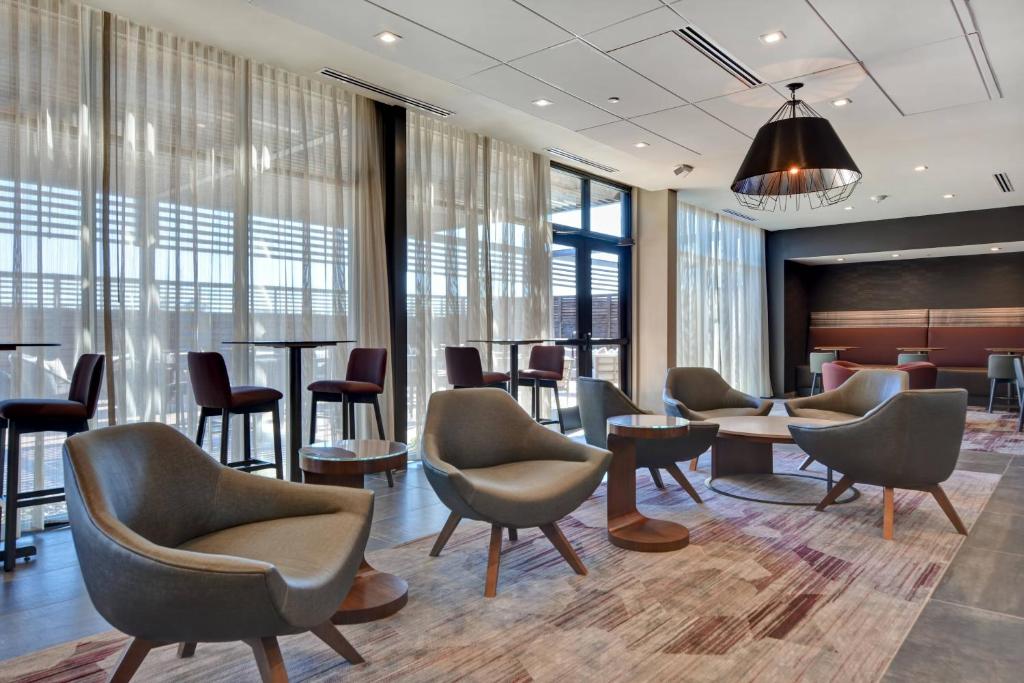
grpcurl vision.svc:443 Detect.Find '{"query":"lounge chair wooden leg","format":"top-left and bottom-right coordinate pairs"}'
top-left (247, 636), bottom-right (288, 683)
top-left (429, 512), bottom-right (461, 557)
top-left (882, 487), bottom-right (895, 540)
top-left (109, 638), bottom-right (160, 683)
top-left (310, 621), bottom-right (364, 664)
top-left (689, 456), bottom-right (699, 471)
top-left (177, 642), bottom-right (197, 658)
top-left (814, 475), bottom-right (855, 511)
top-left (928, 484), bottom-right (968, 535)
top-left (664, 463), bottom-right (703, 504)
top-left (385, 469), bottom-right (395, 487)
top-left (539, 522), bottom-right (587, 576)
top-left (485, 524), bottom-right (503, 597)
top-left (649, 467), bottom-right (665, 489)
top-left (798, 456), bottom-right (815, 471)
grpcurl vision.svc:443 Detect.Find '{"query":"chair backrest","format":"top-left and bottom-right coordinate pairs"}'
top-left (897, 352), bottom-right (928, 365)
top-left (896, 361), bottom-right (938, 390)
top-left (187, 351), bottom-right (233, 409)
top-left (809, 351), bottom-right (837, 373)
top-left (422, 388), bottom-right (540, 469)
top-left (837, 369), bottom-right (908, 416)
top-left (988, 353), bottom-right (1016, 379)
top-left (68, 354), bottom-right (105, 419)
top-left (577, 376), bottom-right (642, 448)
top-left (527, 345), bottom-right (565, 379)
top-left (876, 389), bottom-right (967, 485)
top-left (346, 347), bottom-right (388, 387)
top-left (664, 367), bottom-right (738, 411)
top-left (444, 346), bottom-right (485, 387)
top-left (821, 361), bottom-right (860, 391)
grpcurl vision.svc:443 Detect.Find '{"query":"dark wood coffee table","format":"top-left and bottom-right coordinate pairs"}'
top-left (300, 439), bottom-right (409, 624)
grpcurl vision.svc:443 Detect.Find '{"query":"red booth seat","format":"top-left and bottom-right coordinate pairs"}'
top-left (821, 361), bottom-right (938, 392)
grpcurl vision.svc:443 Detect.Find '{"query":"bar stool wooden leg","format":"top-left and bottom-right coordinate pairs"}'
top-left (4, 427), bottom-right (20, 571)
top-left (243, 413), bottom-right (252, 462)
top-left (195, 411), bottom-right (207, 447)
top-left (219, 409), bottom-right (230, 466)
top-left (372, 397), bottom-right (385, 439)
top-left (341, 396), bottom-right (349, 439)
top-left (347, 401), bottom-right (356, 439)
top-left (553, 384), bottom-right (565, 433)
top-left (271, 403), bottom-right (283, 480)
top-left (309, 394), bottom-right (318, 444)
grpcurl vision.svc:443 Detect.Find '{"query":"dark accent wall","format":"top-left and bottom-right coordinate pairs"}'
top-left (765, 206), bottom-right (1024, 395)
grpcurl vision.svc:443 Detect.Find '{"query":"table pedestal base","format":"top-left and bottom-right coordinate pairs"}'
top-left (333, 560), bottom-right (408, 625)
top-left (711, 439), bottom-right (773, 477)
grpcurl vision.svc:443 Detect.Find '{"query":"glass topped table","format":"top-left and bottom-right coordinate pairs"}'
top-left (606, 415), bottom-right (692, 552)
top-left (299, 439), bottom-right (409, 624)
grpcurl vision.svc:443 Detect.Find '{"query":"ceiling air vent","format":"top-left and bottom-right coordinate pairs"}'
top-left (319, 68), bottom-right (454, 117)
top-left (994, 172), bottom-right (1014, 193)
top-left (675, 27), bottom-right (762, 88)
top-left (545, 148), bottom-right (619, 174)
top-left (721, 208), bottom-right (758, 222)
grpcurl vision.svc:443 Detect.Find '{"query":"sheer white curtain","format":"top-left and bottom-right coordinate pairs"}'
top-left (406, 112), bottom-right (550, 441)
top-left (676, 199), bottom-right (772, 396)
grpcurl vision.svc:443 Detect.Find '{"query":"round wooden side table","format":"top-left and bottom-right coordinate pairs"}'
top-left (606, 415), bottom-right (691, 552)
top-left (300, 439), bottom-right (409, 624)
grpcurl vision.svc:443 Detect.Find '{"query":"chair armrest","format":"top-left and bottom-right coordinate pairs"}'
top-left (723, 388), bottom-right (762, 409)
top-left (788, 408), bottom-right (896, 480)
top-left (522, 421), bottom-right (612, 464)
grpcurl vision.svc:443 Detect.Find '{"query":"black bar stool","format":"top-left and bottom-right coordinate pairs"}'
top-left (517, 345), bottom-right (566, 432)
top-left (444, 346), bottom-right (510, 389)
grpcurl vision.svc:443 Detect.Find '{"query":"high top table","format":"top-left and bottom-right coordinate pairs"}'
top-left (224, 340), bottom-right (353, 482)
top-left (466, 338), bottom-right (550, 394)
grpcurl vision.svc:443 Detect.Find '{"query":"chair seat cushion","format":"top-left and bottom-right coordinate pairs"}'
top-left (230, 386), bottom-right (283, 409)
top-left (308, 379), bottom-right (383, 395)
top-left (518, 369), bottom-right (562, 381)
top-left (178, 512), bottom-right (364, 627)
top-left (458, 459), bottom-right (604, 528)
top-left (0, 398), bottom-right (87, 421)
top-left (789, 408), bottom-right (858, 422)
top-left (482, 371), bottom-right (511, 385)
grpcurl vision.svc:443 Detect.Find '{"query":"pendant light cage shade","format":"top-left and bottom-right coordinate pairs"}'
top-left (731, 86), bottom-right (861, 211)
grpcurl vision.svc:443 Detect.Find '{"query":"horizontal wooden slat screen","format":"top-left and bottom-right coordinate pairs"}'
top-left (929, 307), bottom-right (1024, 328)
top-left (809, 309), bottom-right (929, 328)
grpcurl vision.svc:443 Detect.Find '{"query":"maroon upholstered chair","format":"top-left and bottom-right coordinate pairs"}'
top-left (518, 345), bottom-right (567, 432)
top-left (1, 353), bottom-right (104, 571)
top-left (897, 361), bottom-right (938, 390)
top-left (308, 348), bottom-right (393, 485)
top-left (187, 351), bottom-right (282, 479)
top-left (821, 360), bottom-right (862, 391)
top-left (444, 346), bottom-right (510, 390)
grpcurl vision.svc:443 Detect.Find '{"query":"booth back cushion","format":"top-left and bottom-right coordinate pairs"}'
top-left (808, 310), bottom-right (929, 365)
top-left (927, 308), bottom-right (1024, 367)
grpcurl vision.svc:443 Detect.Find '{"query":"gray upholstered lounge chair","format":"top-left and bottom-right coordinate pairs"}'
top-left (63, 423), bottom-right (372, 682)
top-left (422, 388), bottom-right (611, 597)
top-left (578, 376), bottom-right (717, 501)
top-left (663, 367), bottom-right (770, 470)
top-left (789, 389), bottom-right (969, 540)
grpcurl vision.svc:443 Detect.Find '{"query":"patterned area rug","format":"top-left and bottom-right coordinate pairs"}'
top-left (963, 408), bottom-right (1023, 455)
top-left (0, 450), bottom-right (1000, 683)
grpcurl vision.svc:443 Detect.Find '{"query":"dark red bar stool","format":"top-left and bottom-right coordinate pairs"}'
top-left (308, 347), bottom-right (393, 485)
top-left (187, 351), bottom-right (283, 479)
top-left (444, 346), bottom-right (510, 390)
top-left (1, 353), bottom-right (104, 571)
top-left (517, 345), bottom-right (566, 432)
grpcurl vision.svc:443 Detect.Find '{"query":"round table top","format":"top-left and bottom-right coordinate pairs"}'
top-left (301, 439), bottom-right (408, 462)
top-left (608, 414), bottom-right (689, 439)
top-left (704, 416), bottom-right (837, 443)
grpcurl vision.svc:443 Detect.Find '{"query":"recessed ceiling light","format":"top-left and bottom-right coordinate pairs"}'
top-left (836, 257), bottom-right (845, 262)
top-left (832, 98), bottom-right (852, 107)
top-left (990, 246), bottom-right (1002, 251)
top-left (914, 164), bottom-right (928, 172)
top-left (759, 31), bottom-right (785, 44)
top-left (943, 193), bottom-right (955, 199)
top-left (891, 253), bottom-right (900, 258)
top-left (532, 99), bottom-right (553, 107)
top-left (870, 194), bottom-right (888, 202)
top-left (375, 31), bottom-right (401, 43)
top-left (607, 96), bottom-right (620, 104)
top-left (634, 142), bottom-right (649, 148)
top-left (843, 205), bottom-right (853, 210)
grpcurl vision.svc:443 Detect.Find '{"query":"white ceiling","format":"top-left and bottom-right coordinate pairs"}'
top-left (792, 240), bottom-right (1024, 264)
top-left (87, 0), bottom-right (1024, 230)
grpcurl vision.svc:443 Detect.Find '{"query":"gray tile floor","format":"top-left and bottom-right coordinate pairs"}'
top-left (2, 450), bottom-right (1022, 681)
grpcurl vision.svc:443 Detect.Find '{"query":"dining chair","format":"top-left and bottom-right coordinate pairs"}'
top-left (0, 353), bottom-right (104, 571)
top-left (987, 353), bottom-right (1017, 413)
top-left (809, 351), bottom-right (837, 395)
top-left (187, 351), bottom-right (283, 479)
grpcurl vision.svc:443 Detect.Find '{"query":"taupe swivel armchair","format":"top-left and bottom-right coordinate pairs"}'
top-left (785, 368), bottom-right (907, 472)
top-left (422, 388), bottom-right (611, 597)
top-left (578, 376), bottom-right (717, 502)
top-left (63, 423), bottom-right (372, 682)
top-left (663, 367), bottom-right (770, 470)
top-left (789, 389), bottom-right (969, 540)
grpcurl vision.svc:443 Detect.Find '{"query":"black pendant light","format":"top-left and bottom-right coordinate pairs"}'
top-left (731, 83), bottom-right (861, 211)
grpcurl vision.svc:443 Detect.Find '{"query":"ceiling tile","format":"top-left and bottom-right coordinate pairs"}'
top-left (252, 0), bottom-right (497, 81)
top-left (610, 32), bottom-right (749, 102)
top-left (672, 0), bottom-right (855, 83)
top-left (808, 0), bottom-right (964, 60)
top-left (585, 7), bottom-right (684, 51)
top-left (516, 0), bottom-right (662, 37)
top-left (970, 0), bottom-right (1024, 98)
top-left (511, 39), bottom-right (684, 118)
top-left (696, 85), bottom-right (786, 136)
top-left (460, 65), bottom-right (618, 130)
top-left (631, 105), bottom-right (750, 156)
top-left (772, 63), bottom-right (900, 132)
top-left (865, 36), bottom-right (989, 114)
top-left (373, 0), bottom-right (571, 61)
top-left (577, 120), bottom-right (697, 166)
